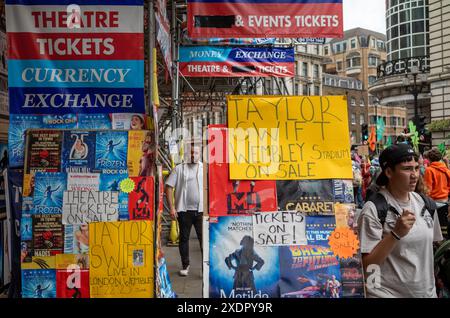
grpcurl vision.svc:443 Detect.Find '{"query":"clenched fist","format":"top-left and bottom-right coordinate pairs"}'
top-left (393, 210), bottom-right (416, 238)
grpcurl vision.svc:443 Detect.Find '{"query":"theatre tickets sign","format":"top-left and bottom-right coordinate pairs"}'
top-left (187, 0), bottom-right (343, 39)
top-left (6, 0), bottom-right (145, 115)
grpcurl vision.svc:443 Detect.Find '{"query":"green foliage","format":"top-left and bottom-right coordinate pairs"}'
top-left (438, 143), bottom-right (446, 156)
top-left (426, 119), bottom-right (450, 132)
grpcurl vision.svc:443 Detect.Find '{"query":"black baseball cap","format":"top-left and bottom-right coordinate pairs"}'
top-left (376, 143), bottom-right (418, 186)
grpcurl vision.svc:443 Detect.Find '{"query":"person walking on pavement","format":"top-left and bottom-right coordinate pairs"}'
top-left (424, 147), bottom-right (450, 239)
top-left (165, 143), bottom-right (203, 276)
top-left (358, 143), bottom-right (443, 297)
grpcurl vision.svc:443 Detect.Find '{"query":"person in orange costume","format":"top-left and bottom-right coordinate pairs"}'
top-left (424, 147), bottom-right (450, 238)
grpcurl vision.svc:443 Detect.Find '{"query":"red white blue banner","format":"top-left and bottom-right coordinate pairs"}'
top-left (179, 46), bottom-right (294, 77)
top-left (187, 0), bottom-right (343, 39)
top-left (155, 0), bottom-right (173, 76)
top-left (6, 0), bottom-right (145, 115)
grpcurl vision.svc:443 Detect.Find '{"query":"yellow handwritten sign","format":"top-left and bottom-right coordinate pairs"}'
top-left (89, 221), bottom-right (154, 298)
top-left (227, 95), bottom-right (353, 180)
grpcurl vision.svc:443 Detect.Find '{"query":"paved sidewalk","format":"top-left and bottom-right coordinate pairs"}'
top-left (164, 235), bottom-right (203, 298)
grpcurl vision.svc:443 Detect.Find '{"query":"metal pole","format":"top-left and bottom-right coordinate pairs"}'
top-left (413, 74), bottom-right (419, 127)
top-left (171, 0), bottom-right (178, 132)
top-left (148, 0), bottom-right (155, 117)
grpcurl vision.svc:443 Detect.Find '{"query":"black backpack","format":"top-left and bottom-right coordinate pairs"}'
top-left (368, 192), bottom-right (437, 226)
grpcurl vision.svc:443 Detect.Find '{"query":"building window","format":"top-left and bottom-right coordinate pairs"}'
top-left (412, 21), bottom-right (425, 33)
top-left (351, 113), bottom-right (356, 125)
top-left (324, 46), bottom-right (329, 55)
top-left (371, 38), bottom-right (376, 48)
top-left (351, 131), bottom-right (357, 144)
top-left (360, 98), bottom-right (365, 106)
top-left (346, 57), bottom-right (361, 68)
top-left (351, 38), bottom-right (356, 49)
top-left (368, 55), bottom-right (379, 66)
top-left (336, 61), bottom-right (343, 71)
top-left (313, 64), bottom-right (319, 79)
top-left (360, 114), bottom-right (365, 125)
top-left (312, 45), bottom-right (319, 55)
top-left (368, 76), bottom-right (377, 85)
top-left (302, 62), bottom-right (308, 77)
top-left (294, 83), bottom-right (299, 95)
top-left (264, 78), bottom-right (271, 94)
top-left (390, 117), bottom-right (396, 126)
top-left (370, 116), bottom-right (377, 124)
top-left (303, 84), bottom-right (309, 95)
top-left (314, 86), bottom-right (320, 96)
top-left (350, 97), bottom-right (356, 106)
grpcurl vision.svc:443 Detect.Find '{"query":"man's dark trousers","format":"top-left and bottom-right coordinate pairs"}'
top-left (177, 210), bottom-right (202, 269)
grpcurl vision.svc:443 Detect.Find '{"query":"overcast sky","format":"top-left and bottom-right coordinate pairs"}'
top-left (344, 0), bottom-right (386, 34)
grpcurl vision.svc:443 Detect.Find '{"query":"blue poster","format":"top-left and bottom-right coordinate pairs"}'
top-left (209, 216), bottom-right (279, 298)
top-left (62, 131), bottom-right (96, 173)
top-left (95, 131), bottom-right (128, 173)
top-left (32, 172), bottom-right (67, 214)
top-left (21, 269), bottom-right (56, 298)
top-left (77, 114), bottom-right (112, 129)
top-left (100, 173), bottom-right (129, 220)
top-left (306, 216), bottom-right (336, 247)
top-left (8, 114), bottom-right (42, 167)
top-left (157, 257), bottom-right (176, 298)
top-left (22, 196), bottom-right (34, 216)
top-left (20, 217), bottom-right (33, 241)
top-left (279, 245), bottom-right (341, 298)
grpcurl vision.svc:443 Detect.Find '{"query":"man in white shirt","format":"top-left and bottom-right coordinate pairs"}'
top-left (165, 144), bottom-right (203, 276)
top-left (358, 143), bottom-right (443, 297)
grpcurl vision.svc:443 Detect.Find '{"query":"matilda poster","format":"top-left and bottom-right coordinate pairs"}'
top-left (89, 220), bottom-right (154, 298)
top-left (209, 216), bottom-right (279, 298)
top-left (208, 125), bottom-right (277, 216)
top-left (227, 96), bottom-right (352, 180)
top-left (277, 180), bottom-right (334, 215)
